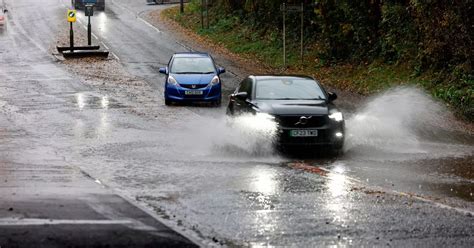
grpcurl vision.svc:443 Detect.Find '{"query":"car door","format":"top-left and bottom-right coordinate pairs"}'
top-left (232, 78), bottom-right (253, 114)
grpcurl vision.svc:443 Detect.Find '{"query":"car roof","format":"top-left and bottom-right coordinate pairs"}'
top-left (173, 52), bottom-right (211, 58)
top-left (252, 75), bottom-right (315, 81)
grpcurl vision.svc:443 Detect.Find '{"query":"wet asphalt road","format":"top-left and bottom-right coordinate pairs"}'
top-left (1, 0), bottom-right (473, 246)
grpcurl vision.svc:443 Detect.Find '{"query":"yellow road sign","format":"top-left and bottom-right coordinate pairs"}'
top-left (67, 9), bottom-right (76, 23)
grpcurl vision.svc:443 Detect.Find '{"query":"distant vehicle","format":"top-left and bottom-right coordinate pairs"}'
top-left (146, 0), bottom-right (188, 4)
top-left (227, 75), bottom-right (345, 153)
top-left (146, 0), bottom-right (164, 4)
top-left (0, 6), bottom-right (7, 27)
top-left (159, 53), bottom-right (225, 106)
top-left (73, 0), bottom-right (105, 11)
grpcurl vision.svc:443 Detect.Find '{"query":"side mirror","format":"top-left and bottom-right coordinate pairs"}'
top-left (159, 67), bottom-right (168, 75)
top-left (217, 67), bottom-right (226, 75)
top-left (3, 9), bottom-right (7, 13)
top-left (234, 92), bottom-right (248, 100)
top-left (328, 92), bottom-right (337, 102)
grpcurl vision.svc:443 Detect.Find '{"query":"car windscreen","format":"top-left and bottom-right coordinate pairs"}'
top-left (170, 57), bottom-right (215, 74)
top-left (255, 78), bottom-right (326, 100)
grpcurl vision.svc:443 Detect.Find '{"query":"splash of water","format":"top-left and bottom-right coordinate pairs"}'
top-left (344, 87), bottom-right (449, 154)
top-left (178, 113), bottom-right (279, 158)
top-left (174, 87), bottom-right (471, 159)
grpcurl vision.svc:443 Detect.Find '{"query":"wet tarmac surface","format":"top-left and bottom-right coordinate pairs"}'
top-left (0, 0), bottom-right (473, 246)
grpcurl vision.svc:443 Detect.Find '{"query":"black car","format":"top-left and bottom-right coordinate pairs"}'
top-left (227, 75), bottom-right (345, 153)
top-left (73, 0), bottom-right (105, 11)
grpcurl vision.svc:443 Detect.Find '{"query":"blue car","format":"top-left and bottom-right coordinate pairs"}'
top-left (159, 53), bottom-right (225, 106)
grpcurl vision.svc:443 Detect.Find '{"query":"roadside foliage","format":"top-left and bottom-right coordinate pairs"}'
top-left (176, 0), bottom-right (473, 119)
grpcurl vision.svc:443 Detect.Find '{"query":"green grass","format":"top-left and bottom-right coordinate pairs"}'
top-left (163, 6), bottom-right (473, 120)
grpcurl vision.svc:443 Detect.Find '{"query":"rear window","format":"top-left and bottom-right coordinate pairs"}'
top-left (255, 78), bottom-right (326, 100)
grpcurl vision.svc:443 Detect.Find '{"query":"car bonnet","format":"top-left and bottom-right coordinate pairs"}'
top-left (254, 100), bottom-right (330, 115)
top-left (171, 73), bottom-right (216, 85)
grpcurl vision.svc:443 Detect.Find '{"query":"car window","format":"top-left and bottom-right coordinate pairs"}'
top-left (238, 79), bottom-right (252, 95)
top-left (170, 57), bottom-right (215, 74)
top-left (255, 78), bottom-right (326, 100)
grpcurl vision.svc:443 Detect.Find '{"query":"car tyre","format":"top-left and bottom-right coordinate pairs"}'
top-left (330, 146), bottom-right (343, 157)
top-left (165, 99), bottom-right (171, 105)
top-left (213, 98), bottom-right (221, 107)
top-left (226, 107), bottom-right (232, 116)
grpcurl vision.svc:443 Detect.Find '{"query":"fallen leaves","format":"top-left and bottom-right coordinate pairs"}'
top-left (287, 162), bottom-right (328, 176)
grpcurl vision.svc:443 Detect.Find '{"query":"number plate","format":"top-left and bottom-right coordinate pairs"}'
top-left (290, 130), bottom-right (318, 137)
top-left (184, 90), bottom-right (203, 95)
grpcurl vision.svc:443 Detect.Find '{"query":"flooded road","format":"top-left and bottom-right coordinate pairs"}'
top-left (0, 0), bottom-right (473, 246)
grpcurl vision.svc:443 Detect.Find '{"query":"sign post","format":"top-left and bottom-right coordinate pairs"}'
top-left (201, 0), bottom-right (209, 29)
top-left (282, 3), bottom-right (286, 68)
top-left (67, 9), bottom-right (77, 52)
top-left (280, 3), bottom-right (305, 68)
top-left (85, 4), bottom-right (94, 46)
top-left (58, 2), bottom-right (108, 59)
top-left (206, 0), bottom-right (209, 29)
top-left (300, 3), bottom-right (304, 66)
top-left (201, 0), bottom-right (204, 29)
top-left (83, 0), bottom-right (97, 46)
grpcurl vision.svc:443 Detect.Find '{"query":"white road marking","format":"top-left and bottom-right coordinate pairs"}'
top-left (0, 217), bottom-right (158, 231)
top-left (395, 190), bottom-right (474, 216)
top-left (111, 0), bottom-right (162, 34)
top-left (110, 0), bottom-right (136, 16)
top-left (74, 18), bottom-right (120, 61)
top-left (138, 17), bottom-right (162, 34)
top-left (175, 41), bottom-right (194, 52)
top-left (0, 218), bottom-right (133, 226)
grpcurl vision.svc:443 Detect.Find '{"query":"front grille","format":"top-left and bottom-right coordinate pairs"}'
top-left (276, 115), bottom-right (328, 128)
top-left (180, 84), bottom-right (209, 89)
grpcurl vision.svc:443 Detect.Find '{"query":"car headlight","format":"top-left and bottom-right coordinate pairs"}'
top-left (210, 75), bottom-right (220, 86)
top-left (168, 76), bottom-right (179, 86)
top-left (329, 112), bottom-right (343, 122)
top-left (256, 112), bottom-right (275, 120)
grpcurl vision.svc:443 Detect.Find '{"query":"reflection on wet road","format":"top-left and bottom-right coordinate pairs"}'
top-left (73, 93), bottom-right (125, 110)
